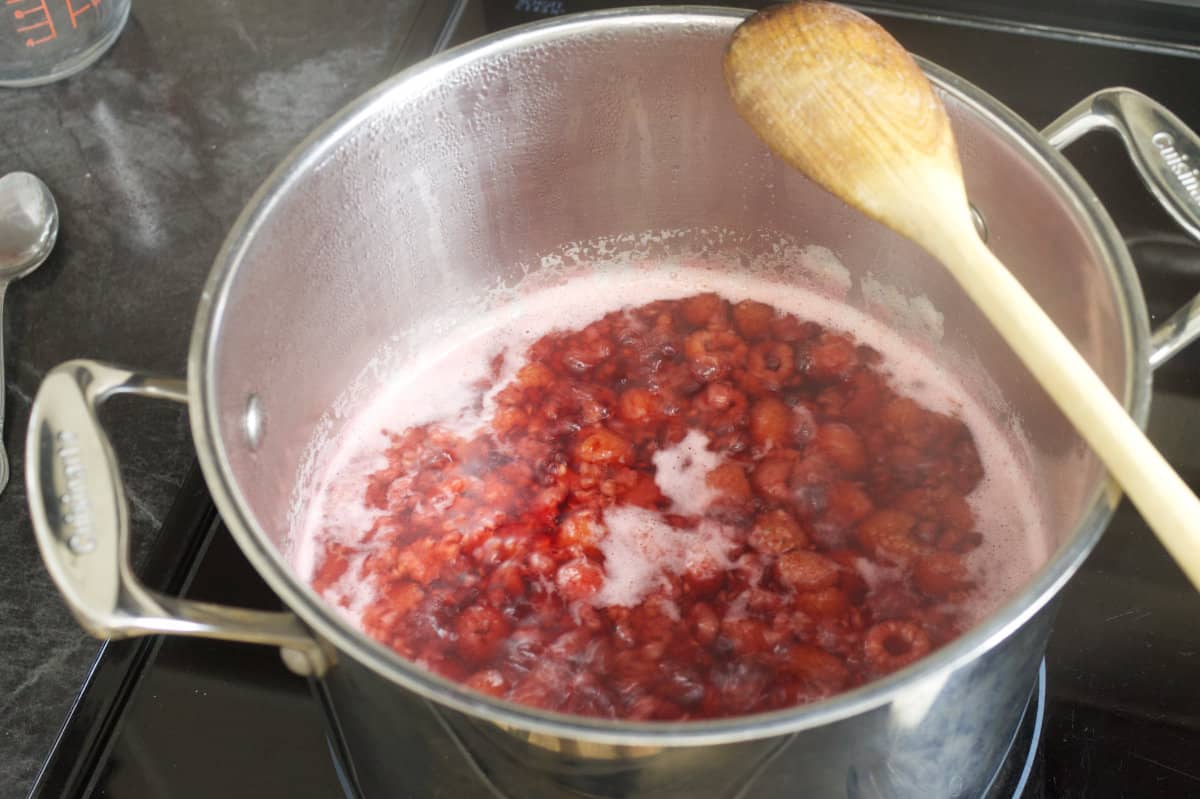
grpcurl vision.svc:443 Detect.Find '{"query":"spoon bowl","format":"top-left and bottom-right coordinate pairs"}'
top-left (0, 171), bottom-right (58, 493)
top-left (0, 172), bottom-right (59, 280)
top-left (724, 1), bottom-right (1200, 589)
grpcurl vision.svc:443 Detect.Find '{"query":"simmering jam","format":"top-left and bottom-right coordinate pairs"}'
top-left (299, 269), bottom-right (1044, 721)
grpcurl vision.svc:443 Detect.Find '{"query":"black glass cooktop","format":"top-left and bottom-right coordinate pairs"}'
top-left (29, 2), bottom-right (1200, 798)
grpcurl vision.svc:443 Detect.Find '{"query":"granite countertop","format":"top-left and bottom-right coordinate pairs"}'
top-left (0, 0), bottom-right (439, 792)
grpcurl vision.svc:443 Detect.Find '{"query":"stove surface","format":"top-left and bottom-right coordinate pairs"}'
top-left (30, 2), bottom-right (1200, 798)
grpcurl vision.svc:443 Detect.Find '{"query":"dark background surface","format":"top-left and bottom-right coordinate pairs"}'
top-left (0, 0), bottom-right (442, 794)
top-left (6, 0), bottom-right (1200, 796)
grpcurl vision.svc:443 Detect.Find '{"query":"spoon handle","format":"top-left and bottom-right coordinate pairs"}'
top-left (942, 228), bottom-right (1200, 588)
top-left (0, 281), bottom-right (9, 494)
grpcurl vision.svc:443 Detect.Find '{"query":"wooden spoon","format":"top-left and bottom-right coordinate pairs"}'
top-left (724, 1), bottom-right (1200, 589)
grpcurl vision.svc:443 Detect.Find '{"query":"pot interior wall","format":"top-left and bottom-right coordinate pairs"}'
top-left (205, 14), bottom-right (1128, 586)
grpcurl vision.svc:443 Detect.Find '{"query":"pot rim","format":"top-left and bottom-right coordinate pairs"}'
top-left (188, 6), bottom-right (1151, 746)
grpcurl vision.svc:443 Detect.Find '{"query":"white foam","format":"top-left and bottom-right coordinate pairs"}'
top-left (595, 507), bottom-right (735, 608)
top-left (798, 244), bottom-right (853, 297)
top-left (652, 430), bottom-right (724, 516)
top-left (292, 264), bottom-right (1051, 625)
top-left (961, 431), bottom-right (1048, 623)
top-left (860, 272), bottom-right (945, 344)
top-left (855, 558), bottom-right (903, 592)
top-left (290, 437), bottom-right (388, 587)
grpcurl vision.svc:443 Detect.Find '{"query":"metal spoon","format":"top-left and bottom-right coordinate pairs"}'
top-left (0, 172), bottom-right (58, 493)
top-left (724, 2), bottom-right (1200, 590)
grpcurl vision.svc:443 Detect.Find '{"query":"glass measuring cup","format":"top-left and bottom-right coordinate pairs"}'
top-left (1, 0), bottom-right (130, 87)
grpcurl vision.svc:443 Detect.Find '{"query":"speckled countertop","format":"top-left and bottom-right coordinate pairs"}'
top-left (0, 0), bottom-right (443, 792)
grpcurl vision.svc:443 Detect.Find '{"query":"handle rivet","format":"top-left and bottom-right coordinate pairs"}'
top-left (280, 646), bottom-right (315, 676)
top-left (244, 394), bottom-right (265, 451)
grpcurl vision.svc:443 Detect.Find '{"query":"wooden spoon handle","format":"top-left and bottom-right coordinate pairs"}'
top-left (940, 227), bottom-right (1200, 588)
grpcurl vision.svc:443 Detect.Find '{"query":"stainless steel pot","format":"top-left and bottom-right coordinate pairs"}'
top-left (26, 8), bottom-right (1200, 798)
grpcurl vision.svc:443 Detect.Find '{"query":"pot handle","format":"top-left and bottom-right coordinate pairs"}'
top-left (26, 359), bottom-right (333, 676)
top-left (1043, 87), bottom-right (1200, 369)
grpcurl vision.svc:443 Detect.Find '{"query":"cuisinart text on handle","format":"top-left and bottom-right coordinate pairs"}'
top-left (1152, 131), bottom-right (1200, 205)
top-left (56, 429), bottom-right (95, 555)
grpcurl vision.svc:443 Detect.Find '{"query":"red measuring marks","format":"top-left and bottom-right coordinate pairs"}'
top-left (64, 0), bottom-right (97, 29)
top-left (6, 0), bottom-right (57, 47)
top-left (6, 0), bottom-right (100, 46)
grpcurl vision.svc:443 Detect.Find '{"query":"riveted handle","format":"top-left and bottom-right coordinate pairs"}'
top-left (1044, 88), bottom-right (1200, 368)
top-left (26, 359), bottom-right (333, 676)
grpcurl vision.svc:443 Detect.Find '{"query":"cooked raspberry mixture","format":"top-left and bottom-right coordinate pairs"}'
top-left (312, 293), bottom-right (986, 720)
